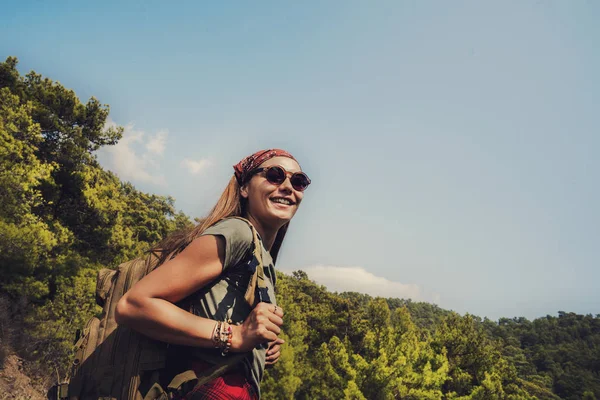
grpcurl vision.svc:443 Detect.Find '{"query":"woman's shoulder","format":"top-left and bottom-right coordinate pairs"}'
top-left (202, 217), bottom-right (254, 246)
top-left (198, 218), bottom-right (255, 270)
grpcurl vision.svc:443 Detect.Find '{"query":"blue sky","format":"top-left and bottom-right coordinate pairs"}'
top-left (2, 0), bottom-right (599, 320)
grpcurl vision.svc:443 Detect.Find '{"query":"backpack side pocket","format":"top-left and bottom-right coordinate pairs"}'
top-left (68, 316), bottom-right (100, 397)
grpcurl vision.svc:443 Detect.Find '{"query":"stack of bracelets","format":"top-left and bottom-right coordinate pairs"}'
top-left (212, 320), bottom-right (233, 356)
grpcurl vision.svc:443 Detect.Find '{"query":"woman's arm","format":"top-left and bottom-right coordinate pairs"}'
top-left (115, 235), bottom-right (283, 352)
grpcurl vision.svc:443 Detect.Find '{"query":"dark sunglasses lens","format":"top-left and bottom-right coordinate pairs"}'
top-left (291, 173), bottom-right (310, 191)
top-left (265, 166), bottom-right (286, 184)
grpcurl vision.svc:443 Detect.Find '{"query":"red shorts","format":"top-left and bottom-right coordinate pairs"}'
top-left (174, 359), bottom-right (258, 400)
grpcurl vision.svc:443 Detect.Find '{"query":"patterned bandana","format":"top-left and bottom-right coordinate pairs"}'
top-left (233, 149), bottom-right (298, 185)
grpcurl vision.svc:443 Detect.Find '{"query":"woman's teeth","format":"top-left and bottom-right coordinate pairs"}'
top-left (272, 198), bottom-right (292, 205)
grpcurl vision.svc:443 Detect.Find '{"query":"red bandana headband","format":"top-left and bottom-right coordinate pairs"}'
top-left (233, 149), bottom-right (298, 185)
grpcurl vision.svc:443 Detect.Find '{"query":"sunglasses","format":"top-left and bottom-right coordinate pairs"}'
top-left (250, 165), bottom-right (311, 192)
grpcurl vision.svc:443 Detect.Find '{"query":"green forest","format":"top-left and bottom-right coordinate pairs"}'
top-left (0, 56), bottom-right (599, 399)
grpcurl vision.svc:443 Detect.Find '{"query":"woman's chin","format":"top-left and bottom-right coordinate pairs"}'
top-left (267, 208), bottom-right (295, 224)
top-left (266, 202), bottom-right (293, 216)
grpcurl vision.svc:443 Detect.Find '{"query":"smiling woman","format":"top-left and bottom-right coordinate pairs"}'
top-left (239, 159), bottom-right (309, 234)
top-left (114, 149), bottom-right (310, 399)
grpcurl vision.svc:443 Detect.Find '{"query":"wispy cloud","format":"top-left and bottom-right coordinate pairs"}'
top-left (180, 158), bottom-right (212, 175)
top-left (146, 130), bottom-right (168, 155)
top-left (296, 265), bottom-right (429, 302)
top-left (96, 119), bottom-right (168, 186)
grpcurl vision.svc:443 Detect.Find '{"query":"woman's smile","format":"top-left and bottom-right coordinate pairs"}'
top-left (270, 196), bottom-right (295, 207)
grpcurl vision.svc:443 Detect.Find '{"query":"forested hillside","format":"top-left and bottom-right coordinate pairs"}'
top-left (1, 57), bottom-right (598, 399)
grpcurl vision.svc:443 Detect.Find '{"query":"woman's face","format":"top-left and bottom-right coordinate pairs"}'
top-left (241, 156), bottom-right (305, 227)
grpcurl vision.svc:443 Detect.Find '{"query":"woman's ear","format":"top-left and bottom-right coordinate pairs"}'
top-left (240, 184), bottom-right (249, 199)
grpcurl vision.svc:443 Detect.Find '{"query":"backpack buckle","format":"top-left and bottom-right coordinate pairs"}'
top-left (246, 256), bottom-right (259, 273)
top-left (258, 287), bottom-right (271, 303)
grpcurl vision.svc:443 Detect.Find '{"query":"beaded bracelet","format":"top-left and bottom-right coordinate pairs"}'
top-left (221, 324), bottom-right (233, 356)
top-left (212, 321), bottom-right (222, 348)
top-left (211, 319), bottom-right (234, 355)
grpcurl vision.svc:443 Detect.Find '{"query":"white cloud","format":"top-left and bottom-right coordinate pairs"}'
top-left (146, 130), bottom-right (168, 155)
top-left (97, 119), bottom-right (167, 186)
top-left (181, 158), bottom-right (212, 175)
top-left (298, 265), bottom-right (425, 301)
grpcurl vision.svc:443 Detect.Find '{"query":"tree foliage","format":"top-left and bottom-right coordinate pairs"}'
top-left (0, 57), bottom-right (192, 376)
top-left (1, 57), bottom-right (598, 399)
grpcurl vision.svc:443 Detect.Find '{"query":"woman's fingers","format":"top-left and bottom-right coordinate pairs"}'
top-left (245, 303), bottom-right (285, 348)
top-left (272, 337), bottom-right (285, 345)
top-left (266, 337), bottom-right (285, 364)
top-left (267, 313), bottom-right (284, 327)
top-left (262, 330), bottom-right (279, 343)
top-left (266, 338), bottom-right (284, 364)
top-left (267, 343), bottom-right (281, 356)
top-left (261, 319), bottom-right (281, 336)
top-left (265, 349), bottom-right (281, 364)
top-left (272, 304), bottom-right (284, 318)
top-left (254, 303), bottom-right (284, 327)
top-left (256, 302), bottom-right (283, 317)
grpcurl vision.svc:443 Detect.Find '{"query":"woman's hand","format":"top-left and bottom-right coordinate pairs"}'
top-left (265, 337), bottom-right (285, 366)
top-left (232, 303), bottom-right (284, 353)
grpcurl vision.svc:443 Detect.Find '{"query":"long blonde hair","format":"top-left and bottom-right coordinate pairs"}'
top-left (151, 176), bottom-right (289, 265)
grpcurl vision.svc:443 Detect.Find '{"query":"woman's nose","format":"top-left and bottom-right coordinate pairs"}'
top-left (279, 176), bottom-right (293, 193)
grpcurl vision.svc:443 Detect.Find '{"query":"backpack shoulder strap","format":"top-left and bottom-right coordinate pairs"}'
top-left (227, 217), bottom-right (271, 305)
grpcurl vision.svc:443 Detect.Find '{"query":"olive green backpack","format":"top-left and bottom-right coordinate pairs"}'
top-left (58, 217), bottom-right (270, 400)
